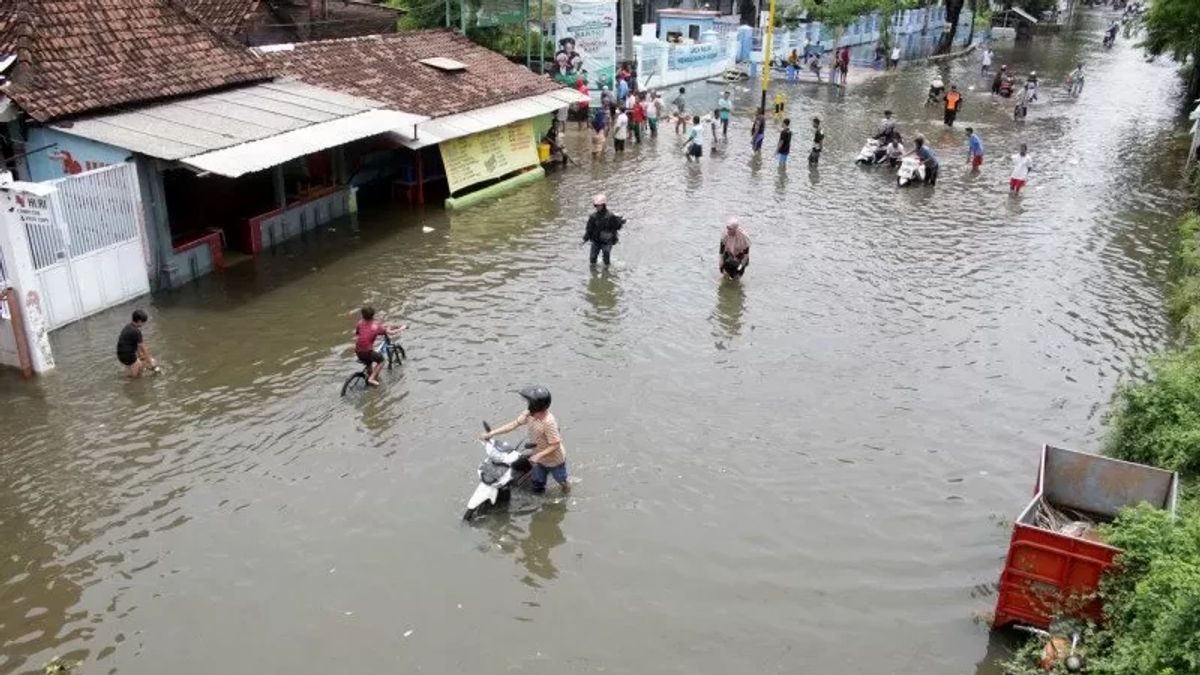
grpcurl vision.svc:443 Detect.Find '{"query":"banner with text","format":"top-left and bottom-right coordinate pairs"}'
top-left (438, 121), bottom-right (539, 193)
top-left (667, 43), bottom-right (722, 71)
top-left (555, 0), bottom-right (617, 90)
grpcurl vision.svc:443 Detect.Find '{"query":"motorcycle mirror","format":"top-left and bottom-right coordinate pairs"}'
top-left (482, 421), bottom-right (492, 432)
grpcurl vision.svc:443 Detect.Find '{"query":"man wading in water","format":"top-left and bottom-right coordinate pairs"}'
top-left (583, 194), bottom-right (626, 266)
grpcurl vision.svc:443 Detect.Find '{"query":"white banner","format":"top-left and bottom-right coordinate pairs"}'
top-left (555, 0), bottom-right (617, 91)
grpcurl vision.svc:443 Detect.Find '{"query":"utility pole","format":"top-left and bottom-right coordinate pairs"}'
top-left (621, 0), bottom-right (635, 63)
top-left (758, 0), bottom-right (777, 112)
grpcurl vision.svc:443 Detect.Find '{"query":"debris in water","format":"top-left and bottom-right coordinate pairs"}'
top-left (836, 458), bottom-right (855, 464)
top-left (403, 629), bottom-right (413, 637)
top-left (344, 611), bottom-right (353, 616)
top-left (422, 226), bottom-right (435, 233)
top-left (947, 477), bottom-right (963, 483)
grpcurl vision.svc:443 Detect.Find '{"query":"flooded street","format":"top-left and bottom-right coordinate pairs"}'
top-left (0, 12), bottom-right (1192, 675)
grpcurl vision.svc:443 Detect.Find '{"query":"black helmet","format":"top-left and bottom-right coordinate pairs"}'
top-left (517, 386), bottom-right (552, 413)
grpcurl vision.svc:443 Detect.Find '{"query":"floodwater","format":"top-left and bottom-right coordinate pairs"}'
top-left (0, 12), bottom-right (1192, 675)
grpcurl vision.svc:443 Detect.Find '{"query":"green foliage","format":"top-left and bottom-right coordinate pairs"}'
top-left (1138, 0), bottom-right (1200, 63)
top-left (1090, 504), bottom-right (1200, 675)
top-left (1136, 0), bottom-right (1200, 99)
top-left (1105, 346), bottom-right (1200, 476)
top-left (802, 0), bottom-right (883, 28)
top-left (469, 26), bottom-right (554, 60)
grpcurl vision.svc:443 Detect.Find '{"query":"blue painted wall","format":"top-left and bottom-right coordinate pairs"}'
top-left (26, 128), bottom-right (132, 181)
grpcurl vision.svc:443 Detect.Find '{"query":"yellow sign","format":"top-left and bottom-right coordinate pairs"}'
top-left (439, 121), bottom-right (539, 193)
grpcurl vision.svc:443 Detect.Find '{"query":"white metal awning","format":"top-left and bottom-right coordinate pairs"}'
top-left (396, 89), bottom-right (589, 150)
top-left (50, 80), bottom-right (427, 176)
top-left (1010, 6), bottom-right (1039, 23)
top-left (182, 109), bottom-right (425, 178)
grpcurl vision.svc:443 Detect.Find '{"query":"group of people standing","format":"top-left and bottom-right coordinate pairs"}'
top-left (580, 194), bottom-right (751, 283)
top-left (783, 45), bottom-right (853, 86)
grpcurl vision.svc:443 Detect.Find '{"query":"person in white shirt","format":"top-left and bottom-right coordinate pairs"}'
top-left (646, 90), bottom-right (661, 137)
top-left (613, 108), bottom-right (629, 153)
top-left (1010, 144), bottom-right (1033, 194)
top-left (683, 115), bottom-right (704, 161)
top-left (889, 45), bottom-right (901, 69)
top-left (980, 47), bottom-right (994, 76)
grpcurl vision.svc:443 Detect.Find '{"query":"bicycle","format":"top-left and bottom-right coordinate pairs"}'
top-left (341, 335), bottom-right (406, 396)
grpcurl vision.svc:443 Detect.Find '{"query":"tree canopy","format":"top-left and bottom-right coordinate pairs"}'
top-left (1138, 0), bottom-right (1200, 100)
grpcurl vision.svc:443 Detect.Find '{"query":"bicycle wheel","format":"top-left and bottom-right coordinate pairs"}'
top-left (394, 343), bottom-right (407, 363)
top-left (341, 372), bottom-right (367, 396)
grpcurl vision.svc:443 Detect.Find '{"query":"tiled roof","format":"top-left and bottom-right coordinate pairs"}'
top-left (262, 29), bottom-right (564, 119)
top-left (177, 0), bottom-right (260, 36)
top-left (3, 0), bottom-right (273, 122)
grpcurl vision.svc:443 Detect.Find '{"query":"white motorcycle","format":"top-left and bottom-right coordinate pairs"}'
top-left (463, 421), bottom-right (534, 521)
top-left (896, 156), bottom-right (926, 187)
top-left (855, 138), bottom-right (885, 165)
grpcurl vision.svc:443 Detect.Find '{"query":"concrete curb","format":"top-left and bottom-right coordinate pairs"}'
top-left (923, 41), bottom-right (980, 64)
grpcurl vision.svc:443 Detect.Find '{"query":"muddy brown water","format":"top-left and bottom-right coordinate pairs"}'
top-left (0, 12), bottom-right (1192, 675)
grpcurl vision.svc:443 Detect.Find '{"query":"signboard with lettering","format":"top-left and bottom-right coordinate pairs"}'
top-left (668, 43), bottom-right (722, 70)
top-left (13, 192), bottom-right (64, 269)
top-left (555, 0), bottom-right (617, 90)
top-left (26, 127), bottom-right (129, 181)
top-left (438, 121), bottom-right (539, 193)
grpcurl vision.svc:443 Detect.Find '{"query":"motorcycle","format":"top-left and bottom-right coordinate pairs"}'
top-left (463, 421), bottom-right (534, 521)
top-left (896, 156), bottom-right (926, 187)
top-left (855, 138), bottom-right (885, 165)
top-left (925, 78), bottom-right (945, 105)
top-left (1014, 624), bottom-right (1086, 672)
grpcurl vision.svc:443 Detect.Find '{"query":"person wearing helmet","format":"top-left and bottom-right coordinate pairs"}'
top-left (991, 64), bottom-right (1007, 96)
top-left (480, 386), bottom-right (569, 494)
top-left (1024, 70), bottom-right (1040, 103)
top-left (583, 193), bottom-right (626, 266)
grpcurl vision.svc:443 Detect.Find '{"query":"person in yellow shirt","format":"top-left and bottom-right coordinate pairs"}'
top-left (773, 91), bottom-right (786, 121)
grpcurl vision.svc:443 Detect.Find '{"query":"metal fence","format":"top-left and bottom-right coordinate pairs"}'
top-left (51, 163), bottom-right (141, 258)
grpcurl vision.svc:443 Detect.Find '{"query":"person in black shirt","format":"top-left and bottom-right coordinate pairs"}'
top-left (777, 118), bottom-right (793, 166)
top-left (583, 194), bottom-right (626, 266)
top-left (116, 309), bottom-right (156, 377)
top-left (808, 117), bottom-right (825, 165)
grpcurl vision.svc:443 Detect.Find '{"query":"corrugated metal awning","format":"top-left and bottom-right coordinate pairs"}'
top-left (182, 109), bottom-right (426, 178)
top-left (50, 80), bottom-right (426, 168)
top-left (396, 89), bottom-right (589, 150)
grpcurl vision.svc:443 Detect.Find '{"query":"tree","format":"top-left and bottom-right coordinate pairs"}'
top-left (803, 0), bottom-right (883, 28)
top-left (936, 0), bottom-right (964, 53)
top-left (1138, 0), bottom-right (1200, 102)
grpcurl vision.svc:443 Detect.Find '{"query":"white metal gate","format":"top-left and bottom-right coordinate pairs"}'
top-left (24, 163), bottom-right (150, 330)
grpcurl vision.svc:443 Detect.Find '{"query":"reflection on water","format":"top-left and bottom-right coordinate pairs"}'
top-left (0, 10), bottom-right (1193, 675)
top-left (481, 501), bottom-right (568, 588)
top-left (713, 279), bottom-right (747, 339)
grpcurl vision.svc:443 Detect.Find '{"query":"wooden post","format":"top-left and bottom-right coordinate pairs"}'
top-left (1, 288), bottom-right (33, 378)
top-left (416, 149), bottom-right (425, 205)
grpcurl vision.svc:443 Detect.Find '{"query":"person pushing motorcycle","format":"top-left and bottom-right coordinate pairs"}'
top-left (480, 386), bottom-right (570, 494)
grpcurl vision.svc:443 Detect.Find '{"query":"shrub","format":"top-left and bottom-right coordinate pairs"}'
top-left (1105, 346), bottom-right (1200, 476)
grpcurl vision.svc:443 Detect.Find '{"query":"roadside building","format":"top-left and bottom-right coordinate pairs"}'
top-left (260, 30), bottom-right (588, 208)
top-left (179, 0), bottom-right (402, 46)
top-left (1, 0), bottom-right (423, 301)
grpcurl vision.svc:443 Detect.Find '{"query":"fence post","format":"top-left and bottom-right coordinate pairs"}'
top-left (0, 185), bottom-right (57, 373)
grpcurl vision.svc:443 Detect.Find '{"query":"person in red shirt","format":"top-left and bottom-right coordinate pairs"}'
top-left (354, 306), bottom-right (405, 386)
top-left (631, 94), bottom-right (647, 144)
top-left (574, 76), bottom-right (590, 130)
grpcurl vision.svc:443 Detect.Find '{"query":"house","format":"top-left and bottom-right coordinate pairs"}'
top-left (1, 0), bottom-right (424, 291)
top-left (178, 0), bottom-right (403, 46)
top-left (260, 29), bottom-right (587, 208)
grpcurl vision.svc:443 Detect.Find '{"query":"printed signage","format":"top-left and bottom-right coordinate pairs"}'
top-left (668, 43), bottom-right (722, 70)
top-left (438, 121), bottom-right (539, 193)
top-left (554, 0), bottom-right (617, 90)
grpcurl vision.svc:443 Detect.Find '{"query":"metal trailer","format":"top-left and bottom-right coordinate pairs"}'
top-left (993, 445), bottom-right (1179, 629)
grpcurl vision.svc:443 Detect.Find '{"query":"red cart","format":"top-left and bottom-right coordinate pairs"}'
top-left (993, 445), bottom-right (1179, 629)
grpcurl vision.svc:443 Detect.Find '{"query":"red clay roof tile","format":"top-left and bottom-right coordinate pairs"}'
top-left (3, 0), bottom-right (273, 122)
top-left (263, 29), bottom-right (564, 119)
